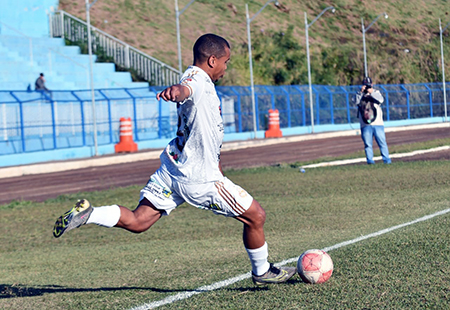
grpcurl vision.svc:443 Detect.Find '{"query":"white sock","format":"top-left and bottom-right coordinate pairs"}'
top-left (86, 205), bottom-right (121, 228)
top-left (246, 242), bottom-right (270, 276)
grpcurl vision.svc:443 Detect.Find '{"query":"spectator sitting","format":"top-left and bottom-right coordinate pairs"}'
top-left (35, 73), bottom-right (52, 97)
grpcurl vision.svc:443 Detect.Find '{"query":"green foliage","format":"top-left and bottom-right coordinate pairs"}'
top-left (247, 25), bottom-right (307, 85)
top-left (60, 0), bottom-right (450, 86)
top-left (123, 0), bottom-right (134, 11)
top-left (233, 22), bottom-right (449, 86)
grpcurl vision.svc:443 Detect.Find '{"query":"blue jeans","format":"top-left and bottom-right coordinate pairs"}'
top-left (361, 125), bottom-right (391, 164)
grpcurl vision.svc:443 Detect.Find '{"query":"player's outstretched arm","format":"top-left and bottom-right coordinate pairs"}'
top-left (156, 85), bottom-right (190, 103)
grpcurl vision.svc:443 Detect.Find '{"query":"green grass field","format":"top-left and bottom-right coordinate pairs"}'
top-left (1, 150), bottom-right (449, 309)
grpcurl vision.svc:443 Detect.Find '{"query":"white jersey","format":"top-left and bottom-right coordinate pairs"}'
top-left (160, 66), bottom-right (224, 184)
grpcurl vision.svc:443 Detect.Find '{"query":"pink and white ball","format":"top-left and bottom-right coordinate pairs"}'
top-left (297, 249), bottom-right (333, 284)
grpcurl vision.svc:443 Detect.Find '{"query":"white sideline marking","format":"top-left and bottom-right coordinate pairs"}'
top-left (302, 145), bottom-right (450, 168)
top-left (130, 207), bottom-right (450, 310)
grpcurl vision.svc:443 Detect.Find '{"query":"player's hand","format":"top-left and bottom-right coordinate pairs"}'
top-left (156, 85), bottom-right (188, 102)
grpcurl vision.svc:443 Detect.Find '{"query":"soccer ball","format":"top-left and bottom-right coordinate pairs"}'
top-left (297, 249), bottom-right (333, 284)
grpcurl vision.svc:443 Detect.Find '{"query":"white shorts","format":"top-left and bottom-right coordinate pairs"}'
top-left (139, 167), bottom-right (254, 217)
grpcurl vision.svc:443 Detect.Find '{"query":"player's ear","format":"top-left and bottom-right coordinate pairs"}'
top-left (207, 55), bottom-right (216, 68)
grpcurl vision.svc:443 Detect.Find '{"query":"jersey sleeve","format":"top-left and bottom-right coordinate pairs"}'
top-left (179, 70), bottom-right (205, 105)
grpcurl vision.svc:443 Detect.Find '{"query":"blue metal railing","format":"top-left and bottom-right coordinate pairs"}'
top-left (0, 82), bottom-right (448, 155)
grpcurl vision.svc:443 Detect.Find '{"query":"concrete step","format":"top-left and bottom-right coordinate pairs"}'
top-left (0, 35), bottom-right (64, 47)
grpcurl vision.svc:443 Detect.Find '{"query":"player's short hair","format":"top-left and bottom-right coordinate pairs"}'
top-left (193, 34), bottom-right (230, 65)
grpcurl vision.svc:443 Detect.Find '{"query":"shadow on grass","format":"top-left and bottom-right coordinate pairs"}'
top-left (1, 279), bottom-right (302, 298)
top-left (0, 284), bottom-right (192, 298)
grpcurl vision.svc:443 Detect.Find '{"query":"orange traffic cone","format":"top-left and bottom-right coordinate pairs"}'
top-left (264, 109), bottom-right (283, 138)
top-left (115, 117), bottom-right (138, 153)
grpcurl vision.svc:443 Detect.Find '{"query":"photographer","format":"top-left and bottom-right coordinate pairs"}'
top-left (353, 77), bottom-right (391, 164)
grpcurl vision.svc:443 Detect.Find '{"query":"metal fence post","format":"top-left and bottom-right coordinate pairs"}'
top-left (314, 87), bottom-right (320, 125)
top-left (98, 90), bottom-right (113, 143)
top-left (340, 86), bottom-right (351, 123)
top-left (293, 86), bottom-right (306, 127)
top-left (230, 87), bottom-right (242, 133)
top-left (50, 99), bottom-right (57, 149)
top-left (8, 92), bottom-right (24, 151)
top-left (60, 11), bottom-right (65, 39)
top-left (80, 100), bottom-right (86, 146)
top-left (19, 101), bottom-right (25, 152)
top-left (107, 97), bottom-right (113, 143)
top-left (401, 85), bottom-right (410, 119)
top-left (302, 90), bottom-right (306, 127)
top-left (264, 86), bottom-right (275, 110)
top-left (254, 90), bottom-right (260, 131)
top-left (133, 99), bottom-right (138, 141)
top-left (2, 103), bottom-right (7, 141)
top-left (424, 84), bottom-right (433, 117)
top-left (281, 86), bottom-right (291, 128)
top-left (325, 86), bottom-right (334, 124)
top-left (125, 45), bottom-right (130, 68)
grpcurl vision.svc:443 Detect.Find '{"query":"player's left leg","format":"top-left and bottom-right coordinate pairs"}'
top-left (235, 199), bottom-right (266, 249)
top-left (178, 177), bottom-right (296, 285)
top-left (236, 200), bottom-right (297, 285)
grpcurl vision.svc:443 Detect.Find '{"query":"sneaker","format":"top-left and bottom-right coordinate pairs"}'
top-left (252, 263), bottom-right (297, 285)
top-left (53, 199), bottom-right (93, 238)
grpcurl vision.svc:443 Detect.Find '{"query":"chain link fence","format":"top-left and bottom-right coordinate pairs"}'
top-left (0, 82), bottom-right (448, 155)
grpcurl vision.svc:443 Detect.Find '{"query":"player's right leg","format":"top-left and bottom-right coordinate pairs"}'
top-left (114, 198), bottom-right (163, 233)
top-left (52, 198), bottom-right (164, 238)
top-left (53, 199), bottom-right (95, 238)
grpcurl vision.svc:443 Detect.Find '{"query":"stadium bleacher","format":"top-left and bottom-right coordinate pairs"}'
top-left (0, 0), bottom-right (148, 91)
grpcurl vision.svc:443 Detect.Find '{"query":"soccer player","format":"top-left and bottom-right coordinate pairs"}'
top-left (53, 33), bottom-right (296, 285)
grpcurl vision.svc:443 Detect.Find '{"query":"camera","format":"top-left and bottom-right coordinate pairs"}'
top-left (363, 85), bottom-right (372, 93)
